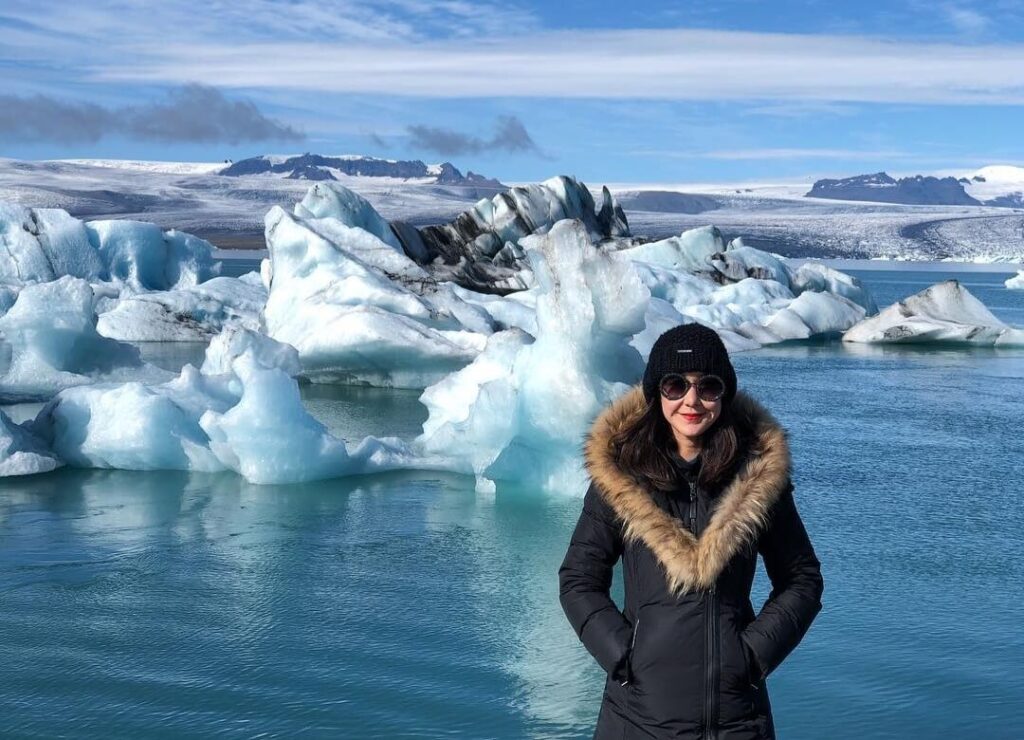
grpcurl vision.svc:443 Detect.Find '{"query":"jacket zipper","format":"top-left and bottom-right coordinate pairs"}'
top-left (688, 478), bottom-right (698, 535)
top-left (692, 475), bottom-right (718, 740)
top-left (704, 584), bottom-right (719, 740)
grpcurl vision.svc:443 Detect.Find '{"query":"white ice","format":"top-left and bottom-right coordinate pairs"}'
top-left (843, 280), bottom-right (1024, 345)
top-left (0, 409), bottom-right (63, 476)
top-left (413, 220), bottom-right (877, 493)
top-left (294, 182), bottom-right (404, 252)
top-left (262, 198), bottom-right (489, 388)
top-left (29, 326), bottom-right (452, 484)
top-left (0, 204), bottom-right (220, 290)
top-left (1005, 271), bottom-right (1024, 289)
top-left (96, 271), bottom-right (267, 341)
top-left (0, 276), bottom-right (172, 402)
top-left (416, 220), bottom-right (645, 493)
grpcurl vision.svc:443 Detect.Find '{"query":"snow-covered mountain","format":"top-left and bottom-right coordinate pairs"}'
top-left (806, 165), bottom-right (1024, 208)
top-left (961, 165), bottom-right (1024, 208)
top-left (220, 153), bottom-right (504, 187)
top-left (806, 172), bottom-right (981, 206)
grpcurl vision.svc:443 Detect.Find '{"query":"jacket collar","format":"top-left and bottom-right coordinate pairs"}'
top-left (583, 385), bottom-right (791, 595)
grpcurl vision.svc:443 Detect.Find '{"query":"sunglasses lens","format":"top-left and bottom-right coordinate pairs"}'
top-left (697, 376), bottom-right (725, 401)
top-left (659, 375), bottom-right (688, 400)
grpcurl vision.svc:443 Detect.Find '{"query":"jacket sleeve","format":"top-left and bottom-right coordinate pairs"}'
top-left (558, 482), bottom-right (633, 682)
top-left (741, 480), bottom-right (824, 682)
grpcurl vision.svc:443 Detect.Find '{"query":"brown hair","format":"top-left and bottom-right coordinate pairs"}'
top-left (609, 396), bottom-right (748, 492)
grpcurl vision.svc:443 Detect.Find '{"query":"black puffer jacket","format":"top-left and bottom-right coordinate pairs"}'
top-left (559, 387), bottom-right (823, 739)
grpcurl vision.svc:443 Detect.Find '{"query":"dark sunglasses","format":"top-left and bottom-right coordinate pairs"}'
top-left (659, 373), bottom-right (726, 402)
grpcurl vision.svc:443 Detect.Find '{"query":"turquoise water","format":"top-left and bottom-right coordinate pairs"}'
top-left (2, 269), bottom-right (1024, 738)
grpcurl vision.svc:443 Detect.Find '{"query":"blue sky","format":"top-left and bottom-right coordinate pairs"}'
top-left (2, 0), bottom-right (1024, 183)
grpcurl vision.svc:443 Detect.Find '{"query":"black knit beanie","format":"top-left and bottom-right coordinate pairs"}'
top-left (642, 323), bottom-right (737, 404)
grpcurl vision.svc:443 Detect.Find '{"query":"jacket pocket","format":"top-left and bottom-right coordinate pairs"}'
top-left (621, 609), bottom-right (643, 691)
top-left (739, 631), bottom-right (760, 687)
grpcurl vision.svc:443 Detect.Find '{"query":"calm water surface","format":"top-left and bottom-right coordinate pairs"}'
top-left (2, 268), bottom-right (1023, 738)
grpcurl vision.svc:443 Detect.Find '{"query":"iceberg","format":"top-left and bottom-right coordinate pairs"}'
top-left (0, 276), bottom-right (172, 402)
top-left (95, 272), bottom-right (267, 341)
top-left (416, 220), bottom-right (646, 493)
top-left (1006, 271), bottom-right (1024, 289)
top-left (615, 225), bottom-right (725, 273)
top-left (1, 409), bottom-right (63, 476)
top-left (843, 280), bottom-right (1024, 345)
top-left (294, 182), bottom-right (403, 252)
top-left (262, 201), bottom-right (489, 388)
top-left (28, 326), bottom-right (450, 484)
top-left (0, 204), bottom-right (220, 290)
top-left (392, 176), bottom-right (629, 292)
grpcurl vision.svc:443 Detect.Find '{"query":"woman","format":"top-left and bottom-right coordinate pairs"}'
top-left (559, 323), bottom-right (823, 739)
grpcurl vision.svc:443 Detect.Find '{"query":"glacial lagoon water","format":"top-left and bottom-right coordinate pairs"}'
top-left (3, 267), bottom-right (1024, 738)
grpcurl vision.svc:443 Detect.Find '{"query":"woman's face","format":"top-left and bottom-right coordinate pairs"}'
top-left (659, 372), bottom-right (723, 446)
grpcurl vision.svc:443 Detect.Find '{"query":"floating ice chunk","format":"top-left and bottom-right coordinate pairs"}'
top-left (0, 203), bottom-right (220, 289)
top-left (0, 276), bottom-right (171, 402)
top-left (0, 409), bottom-right (62, 476)
top-left (28, 208), bottom-right (105, 280)
top-left (792, 261), bottom-right (878, 313)
top-left (33, 325), bottom-right (445, 484)
top-left (711, 242), bottom-right (791, 286)
top-left (38, 328), bottom-right (325, 478)
top-left (199, 351), bottom-right (353, 484)
top-left (1006, 271), bottom-right (1024, 289)
top-left (85, 220), bottom-right (169, 290)
top-left (630, 261), bottom-right (715, 312)
top-left (843, 280), bottom-right (1024, 345)
top-left (616, 225), bottom-right (725, 272)
top-left (47, 377), bottom-right (228, 471)
top-left (417, 220), bottom-right (646, 492)
top-left (294, 182), bottom-right (403, 251)
top-left (96, 274), bottom-right (267, 341)
top-left (679, 278), bottom-right (792, 333)
top-left (263, 205), bottom-right (487, 387)
top-left (163, 230), bottom-right (221, 289)
top-left (446, 284), bottom-right (537, 334)
top-left (766, 291), bottom-right (867, 339)
top-left (200, 325), bottom-right (300, 376)
top-left (85, 220), bottom-right (220, 291)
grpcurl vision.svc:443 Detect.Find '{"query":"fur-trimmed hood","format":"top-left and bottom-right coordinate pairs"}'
top-left (584, 385), bottom-right (792, 595)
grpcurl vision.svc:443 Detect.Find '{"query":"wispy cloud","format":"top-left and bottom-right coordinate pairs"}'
top-left (76, 29), bottom-right (1024, 106)
top-left (942, 4), bottom-right (992, 35)
top-left (629, 148), bottom-right (911, 160)
top-left (0, 85), bottom-right (304, 143)
top-left (405, 116), bottom-right (542, 156)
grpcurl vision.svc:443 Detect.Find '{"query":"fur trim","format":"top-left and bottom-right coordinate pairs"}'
top-left (584, 385), bottom-right (791, 595)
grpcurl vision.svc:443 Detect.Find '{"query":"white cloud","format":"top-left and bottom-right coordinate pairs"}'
top-left (943, 4), bottom-right (992, 35)
top-left (629, 148), bottom-right (910, 160)
top-left (81, 29), bottom-right (1024, 105)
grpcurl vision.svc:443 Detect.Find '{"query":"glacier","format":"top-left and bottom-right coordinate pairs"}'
top-left (843, 280), bottom-right (1024, 346)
